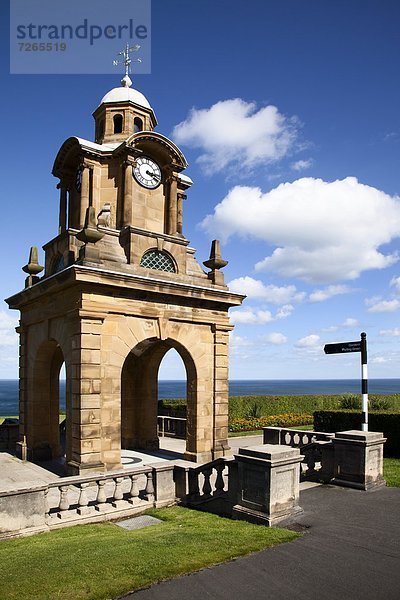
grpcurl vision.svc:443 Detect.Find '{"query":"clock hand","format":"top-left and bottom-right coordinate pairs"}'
top-left (146, 170), bottom-right (161, 180)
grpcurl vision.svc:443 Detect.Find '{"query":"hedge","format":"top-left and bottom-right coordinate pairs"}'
top-left (160, 395), bottom-right (400, 419)
top-left (229, 413), bottom-right (313, 432)
top-left (158, 399), bottom-right (187, 417)
top-left (314, 410), bottom-right (400, 457)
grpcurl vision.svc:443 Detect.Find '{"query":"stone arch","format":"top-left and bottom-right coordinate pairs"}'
top-left (113, 114), bottom-right (123, 134)
top-left (134, 117), bottom-right (143, 133)
top-left (20, 315), bottom-right (74, 468)
top-left (121, 337), bottom-right (197, 452)
top-left (27, 339), bottom-right (66, 461)
top-left (100, 315), bottom-right (214, 465)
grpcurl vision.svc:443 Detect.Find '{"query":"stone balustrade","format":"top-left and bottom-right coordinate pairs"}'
top-left (1, 429), bottom-right (387, 539)
top-left (175, 457), bottom-right (236, 506)
top-left (176, 447), bottom-right (303, 527)
top-left (46, 466), bottom-right (155, 522)
top-left (0, 463), bottom-right (175, 539)
top-left (263, 426), bottom-right (335, 482)
top-left (263, 427), bottom-right (386, 488)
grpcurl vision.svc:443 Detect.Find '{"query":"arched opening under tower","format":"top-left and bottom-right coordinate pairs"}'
top-left (28, 340), bottom-right (69, 464)
top-left (158, 348), bottom-right (187, 446)
top-left (121, 339), bottom-right (196, 456)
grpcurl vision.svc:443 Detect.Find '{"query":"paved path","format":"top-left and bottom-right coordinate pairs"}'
top-left (123, 484), bottom-right (400, 600)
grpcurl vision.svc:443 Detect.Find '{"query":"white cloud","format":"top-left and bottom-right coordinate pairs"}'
top-left (342, 318), bottom-right (359, 328)
top-left (172, 98), bottom-right (298, 174)
top-left (229, 333), bottom-right (253, 356)
top-left (230, 309), bottom-right (273, 325)
top-left (309, 285), bottom-right (353, 302)
top-left (295, 334), bottom-right (320, 348)
top-left (201, 177), bottom-right (400, 283)
top-left (0, 311), bottom-right (18, 347)
top-left (380, 328), bottom-right (400, 337)
top-left (370, 356), bottom-right (387, 364)
top-left (390, 276), bottom-right (400, 293)
top-left (0, 311), bottom-right (19, 377)
top-left (264, 332), bottom-right (288, 345)
top-left (291, 158), bottom-right (313, 171)
top-left (228, 276), bottom-right (305, 304)
top-left (366, 298), bottom-right (400, 313)
top-left (321, 318), bottom-right (359, 333)
top-left (322, 325), bottom-right (338, 333)
top-left (275, 304), bottom-right (294, 319)
top-left (230, 303), bottom-right (293, 325)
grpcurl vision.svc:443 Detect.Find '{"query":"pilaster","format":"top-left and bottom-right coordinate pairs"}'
top-left (211, 324), bottom-right (233, 459)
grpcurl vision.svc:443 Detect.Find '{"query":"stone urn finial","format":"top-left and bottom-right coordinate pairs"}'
top-left (22, 246), bottom-right (44, 276)
top-left (22, 246), bottom-right (44, 287)
top-left (203, 240), bottom-right (228, 285)
top-left (203, 240), bottom-right (228, 270)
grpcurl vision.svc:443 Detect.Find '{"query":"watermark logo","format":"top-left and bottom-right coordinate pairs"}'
top-left (10, 0), bottom-right (151, 74)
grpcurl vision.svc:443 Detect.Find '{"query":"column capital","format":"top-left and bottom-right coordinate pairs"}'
top-left (80, 160), bottom-right (95, 171)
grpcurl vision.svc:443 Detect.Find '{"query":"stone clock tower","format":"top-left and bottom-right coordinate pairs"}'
top-left (6, 71), bottom-right (244, 474)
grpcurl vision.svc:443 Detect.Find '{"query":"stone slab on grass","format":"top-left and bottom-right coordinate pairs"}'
top-left (115, 515), bottom-right (162, 531)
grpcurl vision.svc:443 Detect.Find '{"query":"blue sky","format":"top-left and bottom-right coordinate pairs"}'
top-left (1, 0), bottom-right (400, 380)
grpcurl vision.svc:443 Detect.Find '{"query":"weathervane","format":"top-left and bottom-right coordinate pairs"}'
top-left (113, 43), bottom-right (142, 86)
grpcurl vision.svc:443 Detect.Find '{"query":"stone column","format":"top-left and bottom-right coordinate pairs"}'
top-left (79, 166), bottom-right (91, 229)
top-left (67, 316), bottom-right (106, 475)
top-left (212, 324), bottom-right (232, 459)
top-left (58, 185), bottom-right (67, 234)
top-left (177, 193), bottom-right (185, 235)
top-left (232, 444), bottom-right (304, 526)
top-left (167, 174), bottom-right (178, 235)
top-left (331, 430), bottom-right (386, 490)
top-left (123, 161), bottom-right (133, 226)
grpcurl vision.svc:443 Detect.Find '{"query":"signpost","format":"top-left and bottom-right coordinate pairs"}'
top-left (324, 332), bottom-right (368, 431)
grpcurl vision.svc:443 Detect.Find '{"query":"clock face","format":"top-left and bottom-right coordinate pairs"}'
top-left (75, 168), bottom-right (82, 192)
top-left (133, 156), bottom-right (161, 189)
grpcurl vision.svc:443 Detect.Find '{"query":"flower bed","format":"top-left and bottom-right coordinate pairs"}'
top-left (229, 413), bottom-right (313, 432)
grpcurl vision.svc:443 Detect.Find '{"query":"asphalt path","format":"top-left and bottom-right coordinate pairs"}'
top-left (122, 484), bottom-right (400, 600)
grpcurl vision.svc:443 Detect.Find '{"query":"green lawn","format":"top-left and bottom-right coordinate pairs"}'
top-left (0, 506), bottom-right (298, 600)
top-left (384, 458), bottom-right (400, 487)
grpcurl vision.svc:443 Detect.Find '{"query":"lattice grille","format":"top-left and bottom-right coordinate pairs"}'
top-left (140, 250), bottom-right (175, 273)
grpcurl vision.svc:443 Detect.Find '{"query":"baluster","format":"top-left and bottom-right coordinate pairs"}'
top-left (128, 475), bottom-right (140, 505)
top-left (314, 445), bottom-right (323, 473)
top-left (306, 447), bottom-right (317, 474)
top-left (44, 487), bottom-right (50, 520)
top-left (202, 467), bottom-right (212, 498)
top-left (57, 485), bottom-right (70, 519)
top-left (95, 479), bottom-right (108, 512)
top-left (143, 471), bottom-right (155, 502)
top-left (77, 482), bottom-right (91, 515)
top-left (214, 463), bottom-right (225, 496)
top-left (112, 476), bottom-right (125, 508)
top-left (188, 469), bottom-right (200, 501)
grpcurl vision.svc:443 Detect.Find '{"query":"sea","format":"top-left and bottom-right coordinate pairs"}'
top-left (0, 378), bottom-right (399, 416)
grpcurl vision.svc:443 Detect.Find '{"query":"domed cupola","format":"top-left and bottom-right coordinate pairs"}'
top-left (93, 73), bottom-right (157, 144)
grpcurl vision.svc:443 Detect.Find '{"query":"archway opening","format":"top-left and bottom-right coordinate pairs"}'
top-left (59, 362), bottom-right (67, 457)
top-left (113, 114), bottom-right (123, 134)
top-left (29, 341), bottom-right (67, 464)
top-left (134, 117), bottom-right (143, 133)
top-left (158, 348), bottom-right (187, 448)
top-left (121, 339), bottom-right (196, 456)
